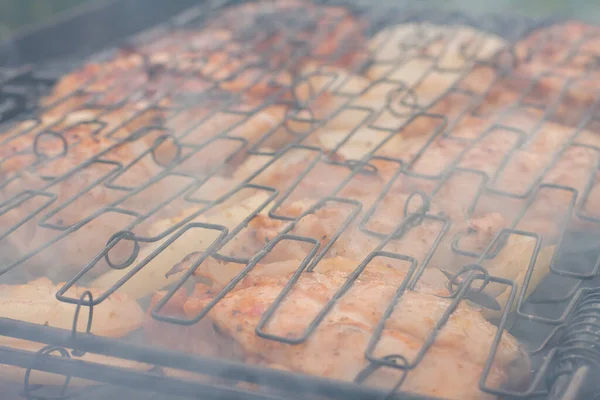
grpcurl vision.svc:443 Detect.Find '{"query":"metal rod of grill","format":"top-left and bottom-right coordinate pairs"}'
top-left (547, 288), bottom-right (600, 400)
top-left (1, 1), bottom-right (600, 400)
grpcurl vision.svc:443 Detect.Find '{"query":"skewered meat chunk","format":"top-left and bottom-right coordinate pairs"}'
top-left (147, 257), bottom-right (529, 400)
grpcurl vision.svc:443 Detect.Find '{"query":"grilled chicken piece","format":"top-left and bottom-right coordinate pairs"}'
top-left (236, 122), bottom-right (588, 239)
top-left (234, 150), bottom-right (404, 212)
top-left (47, 0), bottom-right (367, 111)
top-left (472, 21), bottom-right (600, 127)
top-left (233, 142), bottom-right (555, 234)
top-left (362, 21), bottom-right (600, 130)
top-left (512, 21), bottom-right (600, 74)
top-left (44, 34), bottom-right (284, 114)
top-left (294, 61), bottom-right (471, 138)
top-left (136, 0), bottom-right (368, 80)
top-left (445, 109), bottom-right (600, 229)
top-left (0, 113), bottom-right (171, 279)
top-left (111, 30), bottom-right (295, 105)
top-left (0, 277), bottom-right (143, 339)
top-left (284, 22), bottom-right (505, 137)
top-left (147, 257), bottom-right (529, 400)
top-left (134, 28), bottom-right (293, 97)
top-left (0, 278), bottom-right (148, 386)
top-left (43, 51), bottom-right (213, 113)
top-left (206, 0), bottom-right (368, 72)
top-left (90, 189), bottom-right (274, 299)
top-left (1, 79), bottom-right (284, 278)
top-left (0, 105), bottom-right (163, 190)
top-left (366, 23), bottom-right (506, 111)
top-left (251, 199), bottom-right (554, 297)
top-left (163, 100), bottom-right (288, 172)
top-left (368, 23), bottom-right (507, 72)
top-left (117, 181), bottom-right (553, 312)
top-left (231, 142), bottom-right (560, 310)
top-left (297, 97), bottom-right (600, 230)
top-left (42, 53), bottom-right (150, 108)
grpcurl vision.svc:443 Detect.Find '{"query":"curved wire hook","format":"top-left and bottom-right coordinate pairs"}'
top-left (104, 230), bottom-right (140, 270)
top-left (151, 134), bottom-right (182, 167)
top-left (354, 355), bottom-right (410, 400)
top-left (23, 345), bottom-right (72, 400)
top-left (70, 290), bottom-right (94, 357)
top-left (33, 131), bottom-right (68, 160)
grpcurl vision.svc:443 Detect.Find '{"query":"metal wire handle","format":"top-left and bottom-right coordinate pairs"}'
top-left (1, 1), bottom-right (598, 399)
top-left (70, 290), bottom-right (94, 357)
top-left (547, 288), bottom-right (600, 400)
top-left (354, 355), bottom-right (409, 400)
top-left (22, 346), bottom-right (72, 400)
top-left (20, 290), bottom-right (94, 399)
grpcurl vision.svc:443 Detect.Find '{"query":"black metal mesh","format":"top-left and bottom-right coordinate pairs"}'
top-left (0, 1), bottom-right (600, 400)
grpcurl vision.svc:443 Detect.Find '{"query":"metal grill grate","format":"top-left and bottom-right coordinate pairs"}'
top-left (0, 1), bottom-right (600, 399)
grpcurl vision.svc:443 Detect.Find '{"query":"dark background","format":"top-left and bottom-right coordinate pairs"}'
top-left (0, 0), bottom-right (94, 39)
top-left (0, 0), bottom-right (598, 39)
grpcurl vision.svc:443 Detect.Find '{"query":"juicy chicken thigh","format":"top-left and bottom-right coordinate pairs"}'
top-left (147, 257), bottom-right (529, 400)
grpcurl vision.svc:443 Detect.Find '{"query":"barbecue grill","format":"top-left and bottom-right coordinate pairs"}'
top-left (1, 0), bottom-right (600, 399)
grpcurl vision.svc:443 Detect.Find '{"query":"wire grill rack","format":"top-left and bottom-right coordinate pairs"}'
top-left (1, 0), bottom-right (600, 399)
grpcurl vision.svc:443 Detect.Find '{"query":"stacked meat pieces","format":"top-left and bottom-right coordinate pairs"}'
top-left (2, 2), bottom-right (600, 399)
top-left (0, 0), bottom-right (365, 278)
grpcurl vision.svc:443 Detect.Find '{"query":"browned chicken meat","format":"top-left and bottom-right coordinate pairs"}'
top-left (4, 4), bottom-right (600, 400)
top-left (42, 50), bottom-right (216, 116)
top-left (295, 66), bottom-right (600, 235)
top-left (46, 0), bottom-right (367, 112)
top-left (0, 0), bottom-right (375, 280)
top-left (146, 257), bottom-right (530, 400)
top-left (0, 88), bottom-right (288, 280)
top-left (205, 0), bottom-right (369, 71)
top-left (291, 22), bottom-right (507, 140)
top-left (233, 123), bottom-right (580, 244)
top-left (0, 278), bottom-right (148, 386)
top-left (466, 21), bottom-right (600, 127)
